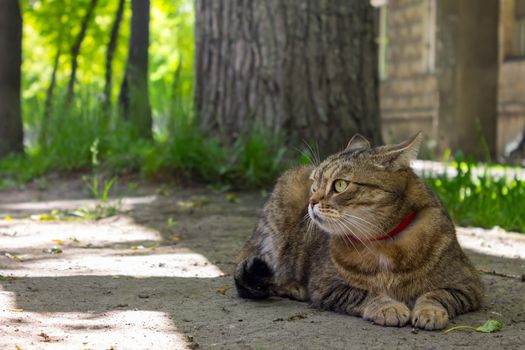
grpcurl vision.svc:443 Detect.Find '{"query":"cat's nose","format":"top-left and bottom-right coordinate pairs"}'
top-left (309, 199), bottom-right (318, 207)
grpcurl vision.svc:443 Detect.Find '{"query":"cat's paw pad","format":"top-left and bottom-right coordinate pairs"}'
top-left (411, 302), bottom-right (449, 330)
top-left (363, 300), bottom-right (410, 327)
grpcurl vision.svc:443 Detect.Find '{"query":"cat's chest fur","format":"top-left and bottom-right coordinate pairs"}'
top-left (330, 238), bottom-right (435, 302)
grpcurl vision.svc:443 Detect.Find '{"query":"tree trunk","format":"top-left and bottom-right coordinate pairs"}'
top-left (104, 0), bottom-right (126, 110)
top-left (42, 0), bottom-right (65, 138)
top-left (66, 0), bottom-right (98, 104)
top-left (0, 0), bottom-right (24, 157)
top-left (195, 0), bottom-right (382, 154)
top-left (119, 0), bottom-right (152, 139)
top-left (41, 46), bottom-right (61, 145)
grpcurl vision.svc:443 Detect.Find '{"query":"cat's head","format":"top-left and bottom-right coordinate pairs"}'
top-left (307, 132), bottom-right (422, 241)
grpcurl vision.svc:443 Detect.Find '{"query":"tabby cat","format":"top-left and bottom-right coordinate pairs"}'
top-left (234, 133), bottom-right (482, 330)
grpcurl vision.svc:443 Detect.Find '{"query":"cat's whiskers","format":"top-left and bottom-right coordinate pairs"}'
top-left (299, 211), bottom-right (317, 244)
top-left (321, 209), bottom-right (377, 253)
top-left (305, 216), bottom-right (316, 244)
top-left (335, 217), bottom-right (376, 257)
top-left (346, 220), bottom-right (377, 256)
top-left (341, 215), bottom-right (374, 237)
top-left (340, 214), bottom-right (378, 242)
top-left (338, 222), bottom-right (365, 258)
top-left (300, 141), bottom-right (321, 166)
top-left (343, 212), bottom-right (385, 233)
top-left (338, 217), bottom-right (379, 257)
top-left (329, 218), bottom-right (361, 256)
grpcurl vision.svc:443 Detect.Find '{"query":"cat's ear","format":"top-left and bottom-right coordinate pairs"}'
top-left (377, 132), bottom-right (423, 170)
top-left (345, 134), bottom-right (371, 152)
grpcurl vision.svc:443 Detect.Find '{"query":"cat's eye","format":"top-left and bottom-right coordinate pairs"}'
top-left (333, 179), bottom-right (348, 193)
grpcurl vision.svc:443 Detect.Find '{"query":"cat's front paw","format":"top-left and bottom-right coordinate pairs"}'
top-left (363, 297), bottom-right (410, 327)
top-left (411, 302), bottom-right (449, 330)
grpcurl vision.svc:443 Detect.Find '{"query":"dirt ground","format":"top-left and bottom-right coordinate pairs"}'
top-left (1, 176), bottom-right (524, 350)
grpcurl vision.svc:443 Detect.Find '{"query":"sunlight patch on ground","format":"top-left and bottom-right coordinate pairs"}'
top-left (457, 226), bottom-right (525, 259)
top-left (0, 290), bottom-right (16, 310)
top-left (0, 308), bottom-right (189, 350)
top-left (0, 216), bottom-right (161, 250)
top-left (0, 195), bottom-right (157, 216)
top-left (0, 247), bottom-right (226, 278)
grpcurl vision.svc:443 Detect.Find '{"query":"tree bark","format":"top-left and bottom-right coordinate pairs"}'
top-left (119, 0), bottom-right (152, 139)
top-left (66, 0), bottom-right (98, 104)
top-left (104, 0), bottom-right (126, 110)
top-left (0, 0), bottom-right (24, 157)
top-left (194, 0), bottom-right (382, 154)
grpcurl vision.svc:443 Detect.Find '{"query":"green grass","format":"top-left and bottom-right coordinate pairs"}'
top-left (425, 157), bottom-right (525, 233)
top-left (0, 92), bottom-right (289, 190)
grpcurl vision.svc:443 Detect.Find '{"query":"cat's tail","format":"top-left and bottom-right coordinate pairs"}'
top-left (234, 256), bottom-right (273, 299)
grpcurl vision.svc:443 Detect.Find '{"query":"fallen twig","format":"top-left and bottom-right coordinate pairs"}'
top-left (477, 268), bottom-right (525, 281)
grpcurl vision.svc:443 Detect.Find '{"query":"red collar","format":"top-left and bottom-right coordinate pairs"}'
top-left (371, 211), bottom-right (417, 241)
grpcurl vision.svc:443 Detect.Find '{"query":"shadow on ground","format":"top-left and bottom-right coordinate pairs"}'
top-left (1, 179), bottom-right (524, 349)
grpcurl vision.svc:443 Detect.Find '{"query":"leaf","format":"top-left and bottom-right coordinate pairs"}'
top-left (169, 234), bottom-right (181, 242)
top-left (476, 319), bottom-right (503, 333)
top-left (217, 286), bottom-right (232, 295)
top-left (144, 242), bottom-right (160, 249)
top-left (12, 308), bottom-right (24, 312)
top-left (177, 200), bottom-right (199, 209)
top-left (4, 216), bottom-right (12, 221)
top-left (131, 245), bottom-right (145, 250)
top-left (443, 319), bottom-right (503, 334)
top-left (45, 247), bottom-right (63, 254)
top-left (0, 275), bottom-right (17, 281)
top-left (166, 217), bottom-right (177, 228)
top-left (52, 239), bottom-right (65, 245)
top-left (225, 192), bottom-right (239, 203)
top-left (30, 214), bottom-right (55, 221)
top-left (198, 197), bottom-right (212, 205)
top-left (5, 253), bottom-right (23, 261)
top-left (178, 197), bottom-right (211, 209)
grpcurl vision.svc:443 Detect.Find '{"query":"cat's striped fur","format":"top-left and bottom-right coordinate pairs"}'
top-left (234, 133), bottom-right (482, 330)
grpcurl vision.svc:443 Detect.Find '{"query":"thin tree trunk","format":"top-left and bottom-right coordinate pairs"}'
top-left (103, 0), bottom-right (125, 111)
top-left (42, 0), bottom-right (65, 139)
top-left (170, 57), bottom-right (182, 112)
top-left (40, 46), bottom-right (61, 145)
top-left (0, 0), bottom-right (24, 157)
top-left (195, 0), bottom-right (382, 154)
top-left (119, 0), bottom-right (152, 139)
top-left (66, 0), bottom-right (98, 104)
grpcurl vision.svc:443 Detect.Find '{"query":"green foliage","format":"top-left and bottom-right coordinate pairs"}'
top-left (20, 0), bottom-right (193, 135)
top-left (142, 115), bottom-right (287, 188)
top-left (425, 156), bottom-right (525, 233)
top-left (82, 175), bottom-right (116, 202)
top-left (0, 90), bottom-right (288, 190)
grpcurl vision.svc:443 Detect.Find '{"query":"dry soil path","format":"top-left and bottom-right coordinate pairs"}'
top-left (0, 178), bottom-right (524, 349)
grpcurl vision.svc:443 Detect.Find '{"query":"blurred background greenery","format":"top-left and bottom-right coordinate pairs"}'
top-left (0, 0), bottom-right (523, 232)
